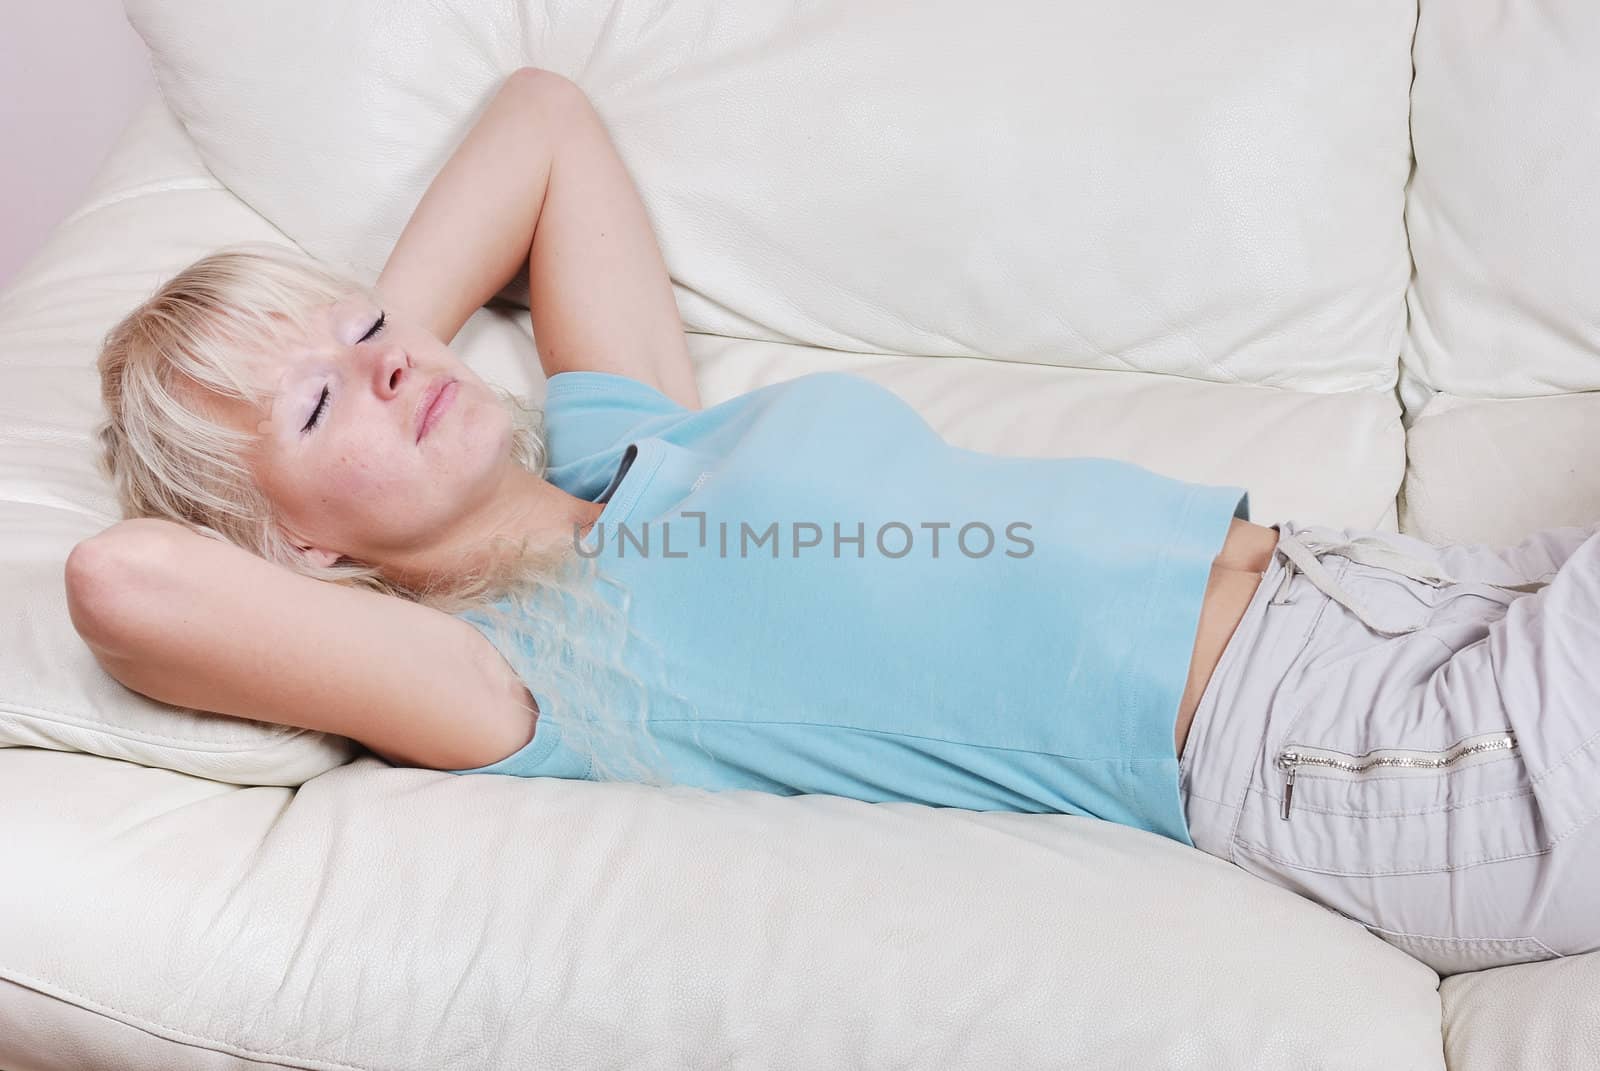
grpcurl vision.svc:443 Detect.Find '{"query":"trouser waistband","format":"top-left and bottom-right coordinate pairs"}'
top-left (1267, 524), bottom-right (1550, 637)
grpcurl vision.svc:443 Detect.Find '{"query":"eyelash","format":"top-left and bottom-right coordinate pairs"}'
top-left (302, 311), bottom-right (386, 432)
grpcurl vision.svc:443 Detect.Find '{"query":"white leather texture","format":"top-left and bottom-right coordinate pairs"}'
top-left (1397, 0), bottom-right (1600, 553)
top-left (0, 747), bottom-right (1447, 1070)
top-left (126, 0), bottom-right (1415, 389)
top-left (1401, 391), bottom-right (1600, 547)
top-left (1442, 953), bottom-right (1600, 1071)
top-left (3, 0), bottom-right (1598, 1066)
top-left (1403, 0), bottom-right (1600, 410)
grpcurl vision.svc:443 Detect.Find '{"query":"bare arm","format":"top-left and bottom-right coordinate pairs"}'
top-left (65, 519), bottom-right (536, 772)
top-left (376, 66), bottom-right (701, 409)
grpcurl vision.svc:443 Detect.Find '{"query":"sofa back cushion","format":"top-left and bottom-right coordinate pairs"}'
top-left (128, 0), bottom-right (1416, 389)
top-left (1404, 0), bottom-right (1600, 409)
top-left (1398, 0), bottom-right (1600, 543)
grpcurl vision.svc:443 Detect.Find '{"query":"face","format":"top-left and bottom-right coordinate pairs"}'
top-left (208, 292), bottom-right (514, 568)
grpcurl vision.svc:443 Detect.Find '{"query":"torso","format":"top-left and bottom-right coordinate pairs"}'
top-left (1173, 519), bottom-right (1281, 761)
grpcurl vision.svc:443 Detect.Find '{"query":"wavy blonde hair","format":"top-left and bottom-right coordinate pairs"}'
top-left (94, 240), bottom-right (715, 793)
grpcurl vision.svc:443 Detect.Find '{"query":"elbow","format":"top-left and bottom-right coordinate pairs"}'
top-left (508, 65), bottom-right (570, 96)
top-left (505, 65), bottom-right (586, 124)
top-left (64, 520), bottom-right (179, 659)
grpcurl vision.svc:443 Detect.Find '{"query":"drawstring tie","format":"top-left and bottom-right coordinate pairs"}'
top-left (1269, 526), bottom-right (1554, 638)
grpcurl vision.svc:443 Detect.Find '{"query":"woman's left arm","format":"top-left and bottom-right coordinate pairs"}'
top-left (376, 67), bottom-right (701, 410)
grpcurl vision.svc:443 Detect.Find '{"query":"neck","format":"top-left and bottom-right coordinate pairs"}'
top-left (379, 469), bottom-right (603, 593)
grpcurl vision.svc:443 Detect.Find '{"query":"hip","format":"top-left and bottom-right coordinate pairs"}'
top-left (1178, 517), bottom-right (1600, 974)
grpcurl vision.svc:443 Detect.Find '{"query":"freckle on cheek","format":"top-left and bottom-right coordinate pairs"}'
top-left (330, 468), bottom-right (369, 495)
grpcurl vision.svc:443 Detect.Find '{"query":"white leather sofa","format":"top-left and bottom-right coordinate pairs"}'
top-left (4, 1), bottom-right (1598, 1067)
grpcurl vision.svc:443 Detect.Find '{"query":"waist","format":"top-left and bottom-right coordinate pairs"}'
top-left (1174, 521), bottom-right (1281, 757)
top-left (1217, 517), bottom-right (1282, 573)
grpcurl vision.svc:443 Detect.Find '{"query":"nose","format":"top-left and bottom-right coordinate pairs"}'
top-left (369, 342), bottom-right (410, 399)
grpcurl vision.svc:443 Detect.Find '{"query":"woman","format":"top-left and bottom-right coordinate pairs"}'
top-left (69, 68), bottom-right (1598, 975)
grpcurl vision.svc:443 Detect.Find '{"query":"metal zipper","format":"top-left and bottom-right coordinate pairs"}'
top-left (1275, 731), bottom-right (1518, 821)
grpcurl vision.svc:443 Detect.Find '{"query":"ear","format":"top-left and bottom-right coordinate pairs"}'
top-left (279, 522), bottom-right (342, 569)
top-left (299, 545), bottom-right (341, 569)
top-left (285, 534), bottom-right (340, 569)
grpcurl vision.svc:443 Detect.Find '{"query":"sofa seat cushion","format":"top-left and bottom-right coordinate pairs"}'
top-left (1443, 952), bottom-right (1600, 1071)
top-left (1400, 392), bottom-right (1600, 546)
top-left (0, 746), bottom-right (1449, 1069)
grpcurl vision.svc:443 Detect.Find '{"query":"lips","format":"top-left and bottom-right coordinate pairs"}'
top-left (414, 377), bottom-right (458, 443)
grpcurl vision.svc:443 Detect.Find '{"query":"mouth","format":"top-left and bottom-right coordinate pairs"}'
top-left (415, 376), bottom-right (458, 443)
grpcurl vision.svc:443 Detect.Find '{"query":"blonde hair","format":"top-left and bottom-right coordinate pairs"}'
top-left (95, 240), bottom-right (717, 794)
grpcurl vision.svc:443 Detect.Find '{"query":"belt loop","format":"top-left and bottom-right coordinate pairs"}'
top-left (1270, 556), bottom-right (1297, 605)
top-left (1268, 521), bottom-right (1300, 606)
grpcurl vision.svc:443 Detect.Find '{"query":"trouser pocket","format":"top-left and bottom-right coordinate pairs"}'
top-left (1263, 726), bottom-right (1543, 873)
top-left (1244, 640), bottom-right (1552, 876)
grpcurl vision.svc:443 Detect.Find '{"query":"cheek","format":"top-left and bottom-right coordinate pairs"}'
top-left (325, 450), bottom-right (412, 502)
top-left (286, 448), bottom-right (408, 515)
top-left (327, 465), bottom-right (381, 500)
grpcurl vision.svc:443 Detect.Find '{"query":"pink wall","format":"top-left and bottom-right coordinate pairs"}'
top-left (0, 2), bottom-right (156, 289)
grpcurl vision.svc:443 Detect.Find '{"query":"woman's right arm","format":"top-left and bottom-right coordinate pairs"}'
top-left (376, 67), bottom-right (701, 410)
top-left (63, 519), bottom-right (536, 771)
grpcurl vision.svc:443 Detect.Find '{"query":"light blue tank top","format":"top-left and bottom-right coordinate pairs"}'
top-left (445, 369), bottom-right (1250, 846)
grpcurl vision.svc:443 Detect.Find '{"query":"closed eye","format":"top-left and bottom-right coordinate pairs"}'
top-left (359, 311), bottom-right (386, 344)
top-left (302, 386), bottom-right (330, 433)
